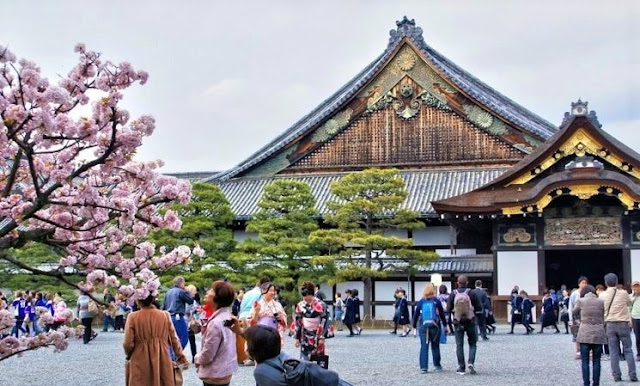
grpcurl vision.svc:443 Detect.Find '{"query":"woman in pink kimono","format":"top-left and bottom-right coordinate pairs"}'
top-left (293, 282), bottom-right (328, 360)
top-left (249, 282), bottom-right (287, 345)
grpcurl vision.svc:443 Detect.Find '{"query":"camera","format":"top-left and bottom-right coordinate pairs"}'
top-left (223, 319), bottom-right (234, 327)
top-left (273, 312), bottom-right (279, 318)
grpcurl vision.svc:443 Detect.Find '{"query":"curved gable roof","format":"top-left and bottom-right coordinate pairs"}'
top-left (209, 17), bottom-right (557, 183)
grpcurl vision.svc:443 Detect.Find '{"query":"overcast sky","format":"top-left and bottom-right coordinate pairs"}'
top-left (4, 1), bottom-right (640, 173)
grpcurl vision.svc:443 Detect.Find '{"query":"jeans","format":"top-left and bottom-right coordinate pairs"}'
top-left (11, 318), bottom-right (26, 337)
top-left (580, 343), bottom-right (602, 386)
top-left (170, 315), bottom-right (189, 360)
top-left (454, 321), bottom-right (477, 370)
top-left (81, 317), bottom-right (94, 344)
top-left (475, 312), bottom-right (487, 339)
top-left (418, 324), bottom-right (441, 371)
top-left (103, 315), bottom-right (115, 332)
top-left (606, 321), bottom-right (637, 379)
top-left (633, 318), bottom-right (640, 357)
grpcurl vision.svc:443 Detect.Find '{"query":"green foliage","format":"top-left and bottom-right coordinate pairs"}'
top-left (242, 180), bottom-right (318, 292)
top-left (148, 183), bottom-right (238, 290)
top-left (312, 168), bottom-right (438, 319)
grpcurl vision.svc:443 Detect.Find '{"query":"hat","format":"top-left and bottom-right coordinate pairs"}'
top-left (632, 281), bottom-right (640, 287)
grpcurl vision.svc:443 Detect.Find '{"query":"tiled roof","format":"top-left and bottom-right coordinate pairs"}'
top-left (215, 168), bottom-right (508, 219)
top-left (210, 17), bottom-right (556, 183)
top-left (166, 171), bottom-right (218, 182)
top-left (423, 255), bottom-right (493, 273)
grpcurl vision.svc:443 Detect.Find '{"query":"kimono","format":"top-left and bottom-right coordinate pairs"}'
top-left (540, 296), bottom-right (557, 327)
top-left (292, 298), bottom-right (328, 360)
top-left (250, 298), bottom-right (287, 346)
top-left (393, 296), bottom-right (410, 326)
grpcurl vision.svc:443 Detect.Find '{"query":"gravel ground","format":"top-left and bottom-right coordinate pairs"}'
top-left (0, 324), bottom-right (637, 385)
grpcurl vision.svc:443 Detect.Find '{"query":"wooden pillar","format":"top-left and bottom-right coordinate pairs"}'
top-left (537, 250), bottom-right (546, 295)
top-left (623, 248), bottom-right (631, 286)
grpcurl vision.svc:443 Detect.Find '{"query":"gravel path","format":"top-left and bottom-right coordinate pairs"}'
top-left (0, 324), bottom-right (637, 385)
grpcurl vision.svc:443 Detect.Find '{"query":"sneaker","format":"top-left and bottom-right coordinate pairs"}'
top-left (456, 368), bottom-right (465, 375)
top-left (390, 330), bottom-right (397, 334)
top-left (631, 376), bottom-right (638, 382)
top-left (433, 366), bottom-right (443, 372)
top-left (468, 364), bottom-right (476, 375)
top-left (420, 369), bottom-right (428, 374)
top-left (243, 359), bottom-right (255, 366)
top-left (357, 327), bottom-right (363, 335)
top-left (603, 354), bottom-right (610, 361)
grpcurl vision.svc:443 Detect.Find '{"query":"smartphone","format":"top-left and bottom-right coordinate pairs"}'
top-left (223, 319), bottom-right (234, 327)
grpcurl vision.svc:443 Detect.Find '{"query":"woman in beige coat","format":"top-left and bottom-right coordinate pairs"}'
top-left (123, 294), bottom-right (189, 386)
top-left (573, 284), bottom-right (606, 386)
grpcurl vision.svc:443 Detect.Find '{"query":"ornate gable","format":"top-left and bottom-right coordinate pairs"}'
top-left (432, 101), bottom-right (640, 215)
top-left (210, 17), bottom-right (556, 182)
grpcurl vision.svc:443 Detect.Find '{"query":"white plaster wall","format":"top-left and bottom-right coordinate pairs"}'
top-left (631, 250), bottom-right (640, 283)
top-left (414, 281), bottom-right (452, 298)
top-left (375, 281), bottom-right (408, 301)
top-left (413, 227), bottom-right (454, 246)
top-left (497, 251), bottom-right (539, 296)
top-left (375, 305), bottom-right (396, 320)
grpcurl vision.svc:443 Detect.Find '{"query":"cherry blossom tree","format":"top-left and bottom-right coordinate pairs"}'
top-left (0, 44), bottom-right (195, 360)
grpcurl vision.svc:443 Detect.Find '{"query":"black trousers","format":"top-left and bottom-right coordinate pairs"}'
top-left (188, 331), bottom-right (197, 358)
top-left (633, 318), bottom-right (640, 357)
top-left (475, 313), bottom-right (487, 339)
top-left (81, 317), bottom-right (93, 344)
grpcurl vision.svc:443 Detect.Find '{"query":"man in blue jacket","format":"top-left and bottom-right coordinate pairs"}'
top-left (163, 276), bottom-right (194, 358)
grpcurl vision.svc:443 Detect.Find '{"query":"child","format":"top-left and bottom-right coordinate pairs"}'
top-left (520, 291), bottom-right (535, 335)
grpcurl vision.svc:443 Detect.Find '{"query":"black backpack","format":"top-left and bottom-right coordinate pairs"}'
top-left (266, 357), bottom-right (342, 386)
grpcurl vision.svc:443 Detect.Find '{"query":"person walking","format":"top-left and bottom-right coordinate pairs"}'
top-left (412, 282), bottom-right (448, 373)
top-left (123, 293), bottom-right (189, 386)
top-left (447, 275), bottom-right (483, 375)
top-left (163, 276), bottom-right (195, 358)
top-left (185, 285), bottom-right (201, 363)
top-left (573, 285), bottom-right (607, 386)
top-left (559, 289), bottom-right (570, 334)
top-left (437, 285), bottom-right (453, 334)
top-left (293, 282), bottom-right (329, 360)
top-left (508, 286), bottom-right (523, 334)
top-left (77, 292), bottom-right (97, 344)
top-left (51, 295), bottom-right (68, 331)
top-left (390, 289), bottom-right (401, 335)
top-left (352, 289), bottom-right (363, 335)
top-left (195, 280), bottom-right (239, 386)
top-left (238, 277), bottom-right (270, 366)
top-left (334, 292), bottom-right (344, 332)
top-left (484, 293), bottom-right (496, 335)
top-left (394, 289), bottom-right (411, 337)
top-left (473, 280), bottom-right (489, 341)
top-left (570, 277), bottom-right (590, 360)
top-left (601, 273), bottom-right (638, 382)
top-left (10, 291), bottom-right (27, 337)
top-left (631, 281), bottom-right (640, 362)
top-left (102, 289), bottom-right (116, 332)
top-left (539, 291), bottom-right (561, 334)
top-left (343, 290), bottom-right (357, 337)
top-left (521, 291), bottom-right (535, 335)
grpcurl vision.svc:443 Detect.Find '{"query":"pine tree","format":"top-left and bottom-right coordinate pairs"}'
top-left (317, 168), bottom-right (437, 320)
top-left (239, 180), bottom-right (318, 303)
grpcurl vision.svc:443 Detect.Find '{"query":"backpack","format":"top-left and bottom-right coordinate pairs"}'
top-left (88, 301), bottom-right (99, 316)
top-left (265, 357), bottom-right (341, 386)
top-left (452, 289), bottom-right (474, 324)
top-left (421, 299), bottom-right (439, 327)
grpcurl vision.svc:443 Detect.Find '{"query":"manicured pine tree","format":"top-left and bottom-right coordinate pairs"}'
top-left (317, 168), bottom-right (437, 321)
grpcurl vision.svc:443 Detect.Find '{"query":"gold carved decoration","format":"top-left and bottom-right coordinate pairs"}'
top-left (545, 217), bottom-right (621, 245)
top-left (501, 184), bottom-right (638, 215)
top-left (396, 50), bottom-right (417, 71)
top-left (502, 228), bottom-right (532, 243)
top-left (508, 128), bottom-right (640, 186)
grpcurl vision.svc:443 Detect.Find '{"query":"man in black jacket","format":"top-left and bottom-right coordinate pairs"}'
top-left (447, 275), bottom-right (484, 375)
top-left (473, 280), bottom-right (489, 341)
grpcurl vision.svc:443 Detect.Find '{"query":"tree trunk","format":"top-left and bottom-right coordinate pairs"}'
top-left (363, 214), bottom-right (373, 320)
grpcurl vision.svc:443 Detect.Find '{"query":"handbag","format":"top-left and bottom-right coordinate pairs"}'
top-left (188, 320), bottom-right (202, 334)
top-left (310, 353), bottom-right (330, 369)
top-left (173, 362), bottom-right (183, 386)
